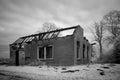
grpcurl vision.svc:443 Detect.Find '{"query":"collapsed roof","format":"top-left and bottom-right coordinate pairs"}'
top-left (11, 25), bottom-right (79, 46)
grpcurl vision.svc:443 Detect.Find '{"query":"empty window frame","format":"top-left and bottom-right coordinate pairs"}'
top-left (38, 45), bottom-right (53, 59)
top-left (46, 46), bottom-right (53, 59)
top-left (87, 46), bottom-right (89, 59)
top-left (76, 41), bottom-right (80, 59)
top-left (83, 44), bottom-right (85, 59)
top-left (38, 47), bottom-right (44, 59)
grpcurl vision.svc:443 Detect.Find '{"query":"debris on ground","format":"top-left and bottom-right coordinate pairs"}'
top-left (101, 66), bottom-right (110, 69)
top-left (97, 69), bottom-right (104, 71)
top-left (107, 64), bottom-right (116, 67)
top-left (0, 64), bottom-right (120, 80)
top-left (83, 69), bottom-right (89, 71)
top-left (97, 69), bottom-right (105, 76)
top-left (61, 69), bottom-right (79, 73)
top-left (61, 67), bottom-right (67, 70)
top-left (99, 71), bottom-right (105, 76)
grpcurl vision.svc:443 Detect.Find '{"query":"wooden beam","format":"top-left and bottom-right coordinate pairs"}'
top-left (21, 25), bottom-right (79, 38)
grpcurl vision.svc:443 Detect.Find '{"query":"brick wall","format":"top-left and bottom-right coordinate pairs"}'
top-left (25, 36), bottom-right (74, 66)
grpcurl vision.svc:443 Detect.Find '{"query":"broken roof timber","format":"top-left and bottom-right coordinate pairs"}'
top-left (11, 25), bottom-right (80, 45)
top-left (21, 25), bottom-right (80, 38)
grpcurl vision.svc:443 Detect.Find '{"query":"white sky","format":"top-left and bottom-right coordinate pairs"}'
top-left (0, 0), bottom-right (120, 58)
top-left (0, 0), bottom-right (120, 45)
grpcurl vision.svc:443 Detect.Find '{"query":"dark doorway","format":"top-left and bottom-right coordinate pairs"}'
top-left (15, 50), bottom-right (19, 66)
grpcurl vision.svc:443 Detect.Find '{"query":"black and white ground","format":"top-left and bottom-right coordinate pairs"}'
top-left (0, 64), bottom-right (120, 80)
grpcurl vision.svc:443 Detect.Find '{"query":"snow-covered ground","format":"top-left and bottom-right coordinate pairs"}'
top-left (0, 64), bottom-right (120, 80)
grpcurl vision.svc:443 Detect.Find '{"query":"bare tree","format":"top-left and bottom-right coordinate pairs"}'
top-left (91, 21), bottom-right (105, 60)
top-left (103, 10), bottom-right (120, 44)
top-left (38, 22), bottom-right (59, 33)
top-left (113, 36), bottom-right (120, 63)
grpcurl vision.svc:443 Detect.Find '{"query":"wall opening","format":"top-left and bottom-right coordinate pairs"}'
top-left (87, 46), bottom-right (89, 60)
top-left (83, 44), bottom-right (85, 59)
top-left (39, 47), bottom-right (44, 59)
top-left (46, 46), bottom-right (53, 58)
top-left (38, 45), bottom-right (53, 59)
top-left (15, 50), bottom-right (19, 66)
top-left (76, 41), bottom-right (80, 59)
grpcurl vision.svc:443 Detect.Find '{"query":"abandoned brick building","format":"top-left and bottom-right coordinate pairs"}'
top-left (10, 25), bottom-right (92, 66)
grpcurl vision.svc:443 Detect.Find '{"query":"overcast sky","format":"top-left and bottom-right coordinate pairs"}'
top-left (0, 0), bottom-right (120, 58)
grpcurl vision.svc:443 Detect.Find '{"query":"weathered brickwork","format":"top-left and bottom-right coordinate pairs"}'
top-left (10, 25), bottom-right (92, 66)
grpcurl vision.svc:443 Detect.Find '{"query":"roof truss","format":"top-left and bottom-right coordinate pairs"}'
top-left (11, 25), bottom-right (79, 46)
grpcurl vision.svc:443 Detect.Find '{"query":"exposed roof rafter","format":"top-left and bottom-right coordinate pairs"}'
top-left (12, 25), bottom-right (80, 45)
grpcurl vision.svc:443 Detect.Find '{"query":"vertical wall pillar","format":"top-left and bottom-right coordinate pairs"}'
top-left (74, 38), bottom-right (77, 65)
top-left (84, 41), bottom-right (87, 63)
top-left (89, 45), bottom-right (92, 63)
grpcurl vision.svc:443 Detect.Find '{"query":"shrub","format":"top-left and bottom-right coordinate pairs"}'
top-left (27, 60), bottom-right (46, 66)
top-left (0, 58), bottom-right (10, 65)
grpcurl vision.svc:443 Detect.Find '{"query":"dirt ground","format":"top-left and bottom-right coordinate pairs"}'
top-left (0, 64), bottom-right (120, 80)
top-left (0, 73), bottom-right (31, 80)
